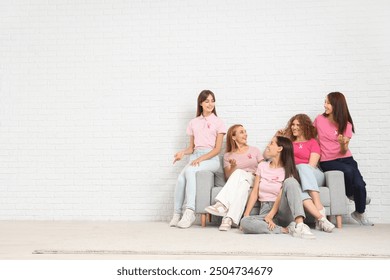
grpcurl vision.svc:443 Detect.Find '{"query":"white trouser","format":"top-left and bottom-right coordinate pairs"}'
top-left (215, 169), bottom-right (255, 225)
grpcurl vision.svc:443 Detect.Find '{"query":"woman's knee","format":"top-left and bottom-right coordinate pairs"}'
top-left (241, 217), bottom-right (269, 234)
top-left (184, 166), bottom-right (197, 178)
top-left (240, 216), bottom-right (256, 233)
top-left (296, 164), bottom-right (312, 173)
top-left (176, 174), bottom-right (186, 187)
top-left (283, 177), bottom-right (301, 191)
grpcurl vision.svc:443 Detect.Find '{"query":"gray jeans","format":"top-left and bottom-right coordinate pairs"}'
top-left (240, 177), bottom-right (305, 234)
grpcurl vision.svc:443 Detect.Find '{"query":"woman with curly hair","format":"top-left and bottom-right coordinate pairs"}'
top-left (281, 114), bottom-right (335, 232)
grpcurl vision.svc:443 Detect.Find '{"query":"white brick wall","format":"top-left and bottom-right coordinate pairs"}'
top-left (0, 0), bottom-right (389, 223)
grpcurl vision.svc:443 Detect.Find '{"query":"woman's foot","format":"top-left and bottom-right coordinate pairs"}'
top-left (169, 213), bottom-right (181, 227)
top-left (288, 222), bottom-right (316, 239)
top-left (219, 217), bottom-right (232, 231)
top-left (315, 208), bottom-right (326, 229)
top-left (177, 209), bottom-right (196, 228)
top-left (351, 211), bottom-right (374, 226)
top-left (317, 217), bottom-right (335, 232)
top-left (205, 202), bottom-right (228, 217)
top-left (314, 208), bottom-right (334, 232)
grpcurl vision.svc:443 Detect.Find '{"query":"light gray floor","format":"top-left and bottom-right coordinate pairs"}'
top-left (0, 220), bottom-right (389, 260)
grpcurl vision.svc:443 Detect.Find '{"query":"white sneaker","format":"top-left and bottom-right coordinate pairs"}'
top-left (169, 213), bottom-right (181, 227)
top-left (287, 222), bottom-right (296, 234)
top-left (177, 209), bottom-right (196, 229)
top-left (351, 211), bottom-right (374, 226)
top-left (219, 217), bottom-right (232, 231)
top-left (205, 202), bottom-right (228, 217)
top-left (315, 208), bottom-right (327, 230)
top-left (318, 217), bottom-right (335, 233)
top-left (289, 223), bottom-right (316, 239)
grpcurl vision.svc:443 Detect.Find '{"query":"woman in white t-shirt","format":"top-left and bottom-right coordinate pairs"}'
top-left (204, 124), bottom-right (263, 231)
top-left (170, 90), bottom-right (227, 229)
top-left (314, 92), bottom-right (373, 226)
top-left (240, 136), bottom-right (315, 239)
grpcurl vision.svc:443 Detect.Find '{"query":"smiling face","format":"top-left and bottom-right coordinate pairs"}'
top-left (232, 126), bottom-right (247, 146)
top-left (200, 94), bottom-right (215, 116)
top-left (264, 137), bottom-right (282, 159)
top-left (324, 96), bottom-right (333, 115)
top-left (291, 119), bottom-right (303, 139)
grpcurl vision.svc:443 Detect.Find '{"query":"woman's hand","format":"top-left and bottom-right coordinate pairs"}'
top-left (337, 134), bottom-right (350, 154)
top-left (228, 159), bottom-right (237, 168)
top-left (173, 151), bottom-right (184, 164)
top-left (190, 157), bottom-right (203, 166)
top-left (275, 129), bottom-right (286, 137)
top-left (264, 215), bottom-right (276, 230)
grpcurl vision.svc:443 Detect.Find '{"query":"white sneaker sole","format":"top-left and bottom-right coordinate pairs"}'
top-left (177, 218), bottom-right (196, 229)
top-left (205, 206), bottom-right (227, 217)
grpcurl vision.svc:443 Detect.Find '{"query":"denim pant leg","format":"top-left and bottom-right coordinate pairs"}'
top-left (296, 164), bottom-right (324, 201)
top-left (240, 202), bottom-right (283, 234)
top-left (320, 157), bottom-right (366, 213)
top-left (276, 177), bottom-right (306, 227)
top-left (174, 150), bottom-right (220, 213)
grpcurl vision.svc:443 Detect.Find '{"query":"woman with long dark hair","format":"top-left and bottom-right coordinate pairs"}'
top-left (240, 136), bottom-right (316, 239)
top-left (314, 92), bottom-right (373, 226)
top-left (170, 90), bottom-right (226, 228)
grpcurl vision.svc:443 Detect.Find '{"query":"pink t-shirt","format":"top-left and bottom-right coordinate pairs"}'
top-left (186, 113), bottom-right (227, 150)
top-left (255, 161), bottom-right (285, 202)
top-left (223, 146), bottom-right (263, 173)
top-left (313, 114), bottom-right (353, 161)
top-left (293, 138), bottom-right (321, 164)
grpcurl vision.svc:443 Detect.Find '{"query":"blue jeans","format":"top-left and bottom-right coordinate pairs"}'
top-left (296, 164), bottom-right (325, 201)
top-left (174, 149), bottom-right (220, 213)
top-left (320, 157), bottom-right (367, 213)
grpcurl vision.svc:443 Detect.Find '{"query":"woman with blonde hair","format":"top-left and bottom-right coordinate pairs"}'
top-left (205, 124), bottom-right (263, 231)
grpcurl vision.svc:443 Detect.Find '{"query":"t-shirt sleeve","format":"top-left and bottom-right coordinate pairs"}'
top-left (344, 122), bottom-right (353, 138)
top-left (254, 147), bottom-right (264, 162)
top-left (255, 161), bottom-right (264, 176)
top-left (186, 120), bottom-right (193, 136)
top-left (310, 138), bottom-right (321, 154)
top-left (216, 118), bottom-right (227, 134)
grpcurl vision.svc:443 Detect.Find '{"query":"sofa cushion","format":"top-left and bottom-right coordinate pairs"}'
top-left (214, 171), bottom-right (226, 188)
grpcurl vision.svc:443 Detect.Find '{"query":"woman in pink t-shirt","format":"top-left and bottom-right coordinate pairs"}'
top-left (314, 92), bottom-right (372, 226)
top-left (170, 90), bottom-right (227, 229)
top-left (282, 114), bottom-right (335, 232)
top-left (240, 136), bottom-right (315, 239)
top-left (204, 124), bottom-right (263, 231)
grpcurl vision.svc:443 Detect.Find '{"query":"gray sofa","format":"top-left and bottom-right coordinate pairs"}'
top-left (195, 156), bottom-right (348, 228)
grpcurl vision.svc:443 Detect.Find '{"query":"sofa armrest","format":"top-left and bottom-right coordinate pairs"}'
top-left (324, 170), bottom-right (348, 215)
top-left (195, 170), bottom-right (215, 213)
